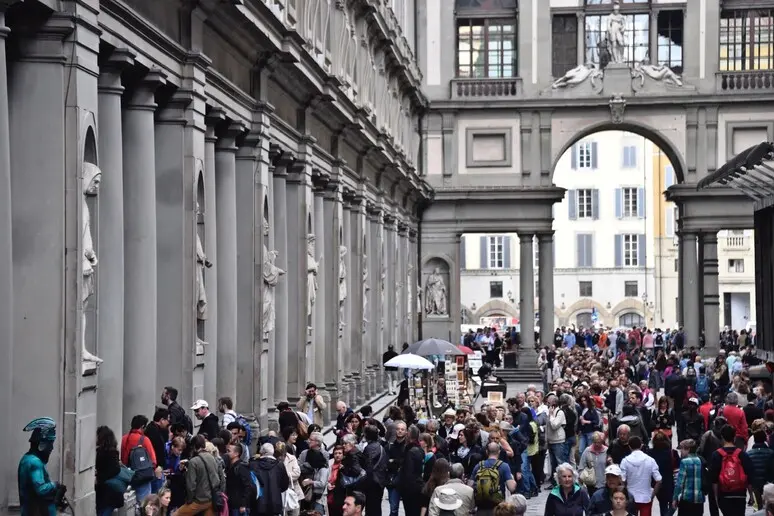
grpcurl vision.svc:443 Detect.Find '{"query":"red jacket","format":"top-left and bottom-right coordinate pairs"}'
top-left (120, 429), bottom-right (157, 468)
top-left (721, 404), bottom-right (749, 440)
top-left (699, 402), bottom-right (713, 429)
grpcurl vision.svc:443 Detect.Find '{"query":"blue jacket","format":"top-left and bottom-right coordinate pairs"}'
top-left (544, 484), bottom-right (589, 516)
top-left (578, 407), bottom-right (600, 434)
top-left (588, 486), bottom-right (637, 515)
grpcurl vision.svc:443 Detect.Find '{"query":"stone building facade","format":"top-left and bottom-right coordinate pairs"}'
top-left (0, 0), bottom-right (428, 512)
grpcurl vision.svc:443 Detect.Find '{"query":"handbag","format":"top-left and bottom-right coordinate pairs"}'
top-left (105, 464), bottom-right (134, 494)
top-left (579, 454), bottom-right (596, 487)
top-left (200, 455), bottom-right (228, 515)
top-left (285, 487), bottom-right (300, 511)
top-left (341, 469), bottom-right (366, 487)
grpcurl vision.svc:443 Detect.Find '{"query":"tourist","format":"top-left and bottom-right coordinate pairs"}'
top-left (710, 424), bottom-right (754, 516)
top-left (543, 463), bottom-right (589, 516)
top-left (95, 426), bottom-right (126, 516)
top-left (672, 439), bottom-right (706, 516)
top-left (191, 399), bottom-right (220, 441)
top-left (620, 436), bottom-right (662, 516)
top-left (578, 431), bottom-right (607, 496)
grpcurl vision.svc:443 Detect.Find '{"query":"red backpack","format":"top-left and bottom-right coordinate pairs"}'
top-left (717, 448), bottom-right (747, 492)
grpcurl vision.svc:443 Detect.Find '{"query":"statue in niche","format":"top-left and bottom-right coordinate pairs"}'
top-left (262, 218), bottom-right (285, 337)
top-left (632, 60), bottom-right (684, 87)
top-left (195, 202), bottom-right (213, 321)
top-left (362, 251), bottom-right (369, 333)
top-left (338, 246), bottom-right (348, 332)
top-left (424, 267), bottom-right (448, 316)
top-left (551, 63), bottom-right (602, 89)
top-left (307, 234), bottom-right (320, 316)
top-left (82, 163), bottom-right (103, 365)
top-left (607, 1), bottom-right (626, 64)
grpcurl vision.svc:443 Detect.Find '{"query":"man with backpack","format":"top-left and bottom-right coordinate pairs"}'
top-left (161, 386), bottom-right (194, 434)
top-left (468, 442), bottom-right (517, 516)
top-left (120, 415), bottom-right (159, 503)
top-left (710, 424), bottom-right (754, 516)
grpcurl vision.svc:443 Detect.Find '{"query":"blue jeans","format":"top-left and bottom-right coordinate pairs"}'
top-left (579, 432), bottom-right (594, 455)
top-left (134, 481), bottom-right (152, 504)
top-left (98, 509), bottom-right (115, 516)
top-left (564, 435), bottom-right (577, 465)
top-left (387, 486), bottom-right (401, 516)
top-left (151, 476), bottom-right (164, 494)
top-left (518, 448), bottom-right (537, 494)
top-left (230, 510), bottom-right (250, 516)
top-left (548, 442), bottom-right (566, 483)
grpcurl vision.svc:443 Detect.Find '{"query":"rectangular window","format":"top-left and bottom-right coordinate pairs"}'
top-left (720, 9), bottom-right (774, 71)
top-left (623, 145), bottom-right (637, 168)
top-left (488, 236), bottom-right (504, 269)
top-left (457, 19), bottom-right (517, 78)
top-left (657, 10), bottom-right (684, 73)
top-left (623, 234), bottom-right (639, 266)
top-left (585, 13), bottom-right (649, 66)
top-left (728, 258), bottom-right (745, 273)
top-left (579, 281), bottom-right (593, 297)
top-left (622, 187), bottom-right (638, 217)
top-left (577, 189), bottom-right (594, 219)
top-left (624, 281), bottom-right (639, 297)
top-left (490, 280), bottom-right (503, 298)
top-left (552, 14), bottom-right (578, 78)
top-left (578, 142), bottom-right (594, 169)
top-left (577, 233), bottom-right (594, 267)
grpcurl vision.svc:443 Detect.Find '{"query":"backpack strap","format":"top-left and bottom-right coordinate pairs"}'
top-left (717, 448), bottom-right (727, 458)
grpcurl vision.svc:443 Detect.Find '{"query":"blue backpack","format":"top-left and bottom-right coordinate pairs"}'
top-left (236, 414), bottom-right (253, 447)
top-left (696, 374), bottom-right (709, 396)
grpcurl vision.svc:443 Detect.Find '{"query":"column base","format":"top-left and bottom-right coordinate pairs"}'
top-left (325, 382), bottom-right (339, 425)
top-left (340, 377), bottom-right (352, 408)
top-left (352, 373), bottom-right (363, 405)
top-left (266, 407), bottom-right (279, 433)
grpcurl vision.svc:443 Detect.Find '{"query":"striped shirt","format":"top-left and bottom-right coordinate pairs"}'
top-left (674, 455), bottom-right (705, 504)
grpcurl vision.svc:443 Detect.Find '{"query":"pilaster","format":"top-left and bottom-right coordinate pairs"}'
top-left (701, 232), bottom-right (720, 354)
top-left (518, 233), bottom-right (535, 349)
top-left (312, 171), bottom-right (329, 395)
top-left (538, 232), bottom-right (555, 348)
top-left (340, 188), bottom-right (354, 406)
top-left (680, 231), bottom-right (700, 348)
top-left (322, 177), bottom-right (343, 424)
top-left (350, 192), bottom-right (366, 405)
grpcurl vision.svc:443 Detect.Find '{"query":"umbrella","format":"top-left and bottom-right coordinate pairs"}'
top-left (458, 345), bottom-right (474, 355)
top-left (405, 338), bottom-right (464, 356)
top-left (384, 353), bottom-right (435, 370)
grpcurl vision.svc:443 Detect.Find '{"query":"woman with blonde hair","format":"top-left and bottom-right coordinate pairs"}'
top-left (276, 441), bottom-right (304, 516)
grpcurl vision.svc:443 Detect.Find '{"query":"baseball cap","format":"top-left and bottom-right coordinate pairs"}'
top-left (191, 399), bottom-right (209, 410)
top-left (605, 464), bottom-right (622, 477)
top-left (688, 397), bottom-right (699, 405)
top-left (448, 423), bottom-right (465, 440)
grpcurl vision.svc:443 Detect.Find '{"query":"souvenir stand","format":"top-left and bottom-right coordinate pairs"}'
top-left (443, 354), bottom-right (472, 408)
top-left (407, 371), bottom-right (430, 418)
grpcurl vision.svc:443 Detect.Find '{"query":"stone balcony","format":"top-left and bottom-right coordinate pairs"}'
top-left (721, 234), bottom-right (752, 252)
top-left (450, 77), bottom-right (522, 99)
top-left (716, 70), bottom-right (774, 92)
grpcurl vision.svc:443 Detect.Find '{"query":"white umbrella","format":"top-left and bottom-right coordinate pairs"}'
top-left (384, 353), bottom-right (435, 370)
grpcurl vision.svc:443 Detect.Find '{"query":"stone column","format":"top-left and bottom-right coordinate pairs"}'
top-left (350, 195), bottom-right (365, 404)
top-left (235, 130), bottom-right (260, 418)
top-left (365, 205), bottom-right (380, 397)
top-left (383, 214), bottom-right (396, 387)
top-left (323, 178), bottom-right (342, 423)
top-left (215, 121), bottom-right (245, 402)
top-left (202, 116), bottom-right (221, 405)
top-left (155, 92), bottom-right (197, 403)
top-left (395, 224), bottom-right (406, 348)
top-left (409, 229), bottom-right (418, 343)
top-left (680, 231), bottom-right (700, 348)
top-left (96, 50), bottom-right (133, 432)
top-left (271, 151), bottom-right (291, 407)
top-left (313, 176), bottom-right (328, 391)
top-left (286, 137), bottom-right (313, 402)
top-left (519, 234), bottom-right (535, 349)
top-left (576, 12), bottom-right (585, 67)
top-left (341, 195), bottom-right (353, 405)
top-left (538, 233), bottom-right (555, 349)
top-left (702, 232), bottom-right (720, 354)
top-left (122, 70), bottom-right (166, 422)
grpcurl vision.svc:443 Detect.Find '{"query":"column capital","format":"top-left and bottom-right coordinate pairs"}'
top-left (538, 232), bottom-right (555, 243)
top-left (215, 121), bottom-right (248, 151)
top-left (270, 145), bottom-right (296, 177)
top-left (397, 222), bottom-right (409, 236)
top-left (518, 232), bottom-right (535, 242)
top-left (408, 229), bottom-right (418, 241)
top-left (383, 213), bottom-right (397, 226)
top-left (124, 69), bottom-right (167, 110)
top-left (98, 48), bottom-right (135, 95)
top-left (155, 91), bottom-right (194, 125)
top-left (312, 168), bottom-right (331, 191)
top-left (700, 231), bottom-right (719, 243)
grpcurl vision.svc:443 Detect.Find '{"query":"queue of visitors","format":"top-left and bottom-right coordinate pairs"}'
top-left (94, 323), bottom-right (774, 516)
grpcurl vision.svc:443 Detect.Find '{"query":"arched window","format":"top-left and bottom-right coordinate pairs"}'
top-left (619, 312), bottom-right (645, 328)
top-left (576, 312), bottom-right (593, 328)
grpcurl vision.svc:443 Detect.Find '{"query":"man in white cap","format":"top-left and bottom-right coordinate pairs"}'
top-left (588, 464), bottom-right (637, 514)
top-left (429, 463), bottom-right (474, 516)
top-left (439, 408), bottom-right (457, 439)
top-left (191, 399), bottom-right (219, 440)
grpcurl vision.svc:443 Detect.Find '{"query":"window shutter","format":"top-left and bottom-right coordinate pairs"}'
top-left (584, 234), bottom-right (593, 267)
top-left (614, 234), bottom-right (623, 267)
top-left (591, 142), bottom-right (598, 169)
top-left (576, 233), bottom-right (585, 267)
top-left (592, 189), bottom-right (599, 220)
top-left (571, 145), bottom-right (577, 169)
top-left (637, 188), bottom-right (645, 218)
top-left (638, 234), bottom-right (646, 266)
top-left (503, 236), bottom-right (511, 268)
top-left (622, 146), bottom-right (629, 168)
top-left (630, 146), bottom-right (637, 168)
top-left (665, 207), bottom-right (674, 237)
top-left (665, 165), bottom-right (674, 188)
top-left (480, 236), bottom-right (488, 269)
top-left (460, 236), bottom-right (466, 269)
top-left (615, 188), bottom-right (622, 219)
top-left (568, 189), bottom-right (577, 220)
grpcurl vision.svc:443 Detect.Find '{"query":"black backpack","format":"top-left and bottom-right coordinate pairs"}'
top-left (128, 436), bottom-right (155, 487)
top-left (605, 389), bottom-right (618, 414)
top-left (563, 407), bottom-right (577, 433)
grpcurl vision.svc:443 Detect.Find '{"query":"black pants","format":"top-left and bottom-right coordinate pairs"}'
top-left (678, 501), bottom-right (704, 516)
top-left (707, 490), bottom-right (719, 516)
top-left (717, 495), bottom-right (746, 516)
top-left (531, 451), bottom-right (546, 485)
top-left (401, 492), bottom-right (421, 516)
top-left (364, 485), bottom-right (384, 516)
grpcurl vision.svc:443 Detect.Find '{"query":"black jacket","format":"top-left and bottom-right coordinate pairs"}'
top-left (383, 350), bottom-right (398, 371)
top-left (249, 457), bottom-right (290, 515)
top-left (95, 448), bottom-right (124, 511)
top-left (607, 439), bottom-right (631, 465)
top-left (226, 459), bottom-right (254, 511)
top-left (364, 441), bottom-right (388, 488)
top-left (144, 422), bottom-right (168, 471)
top-left (167, 401), bottom-right (191, 432)
top-left (665, 373), bottom-right (686, 403)
top-left (197, 413), bottom-right (220, 440)
top-left (336, 408), bottom-right (354, 432)
top-left (746, 443), bottom-right (774, 489)
top-left (398, 442), bottom-right (425, 494)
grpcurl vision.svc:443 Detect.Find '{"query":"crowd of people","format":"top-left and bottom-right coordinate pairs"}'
top-left (93, 323), bottom-right (774, 516)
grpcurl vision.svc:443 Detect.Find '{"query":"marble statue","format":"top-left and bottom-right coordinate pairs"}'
top-left (362, 251), bottom-right (369, 333)
top-left (307, 234), bottom-right (320, 315)
top-left (262, 218), bottom-right (285, 336)
top-left (424, 267), bottom-right (448, 316)
top-left (607, 1), bottom-right (626, 63)
top-left (195, 202), bottom-right (213, 321)
top-left (338, 246), bottom-right (348, 331)
top-left (82, 163), bottom-right (103, 365)
top-left (552, 63), bottom-right (602, 89)
top-left (632, 61), bottom-right (684, 87)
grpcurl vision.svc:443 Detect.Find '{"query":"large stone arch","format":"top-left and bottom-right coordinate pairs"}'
top-left (560, 298), bottom-right (610, 327)
top-left (551, 113), bottom-right (688, 185)
top-left (611, 299), bottom-right (647, 319)
top-left (473, 299), bottom-right (519, 321)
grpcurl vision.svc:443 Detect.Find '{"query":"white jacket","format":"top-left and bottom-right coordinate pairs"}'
top-left (546, 407), bottom-right (566, 444)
